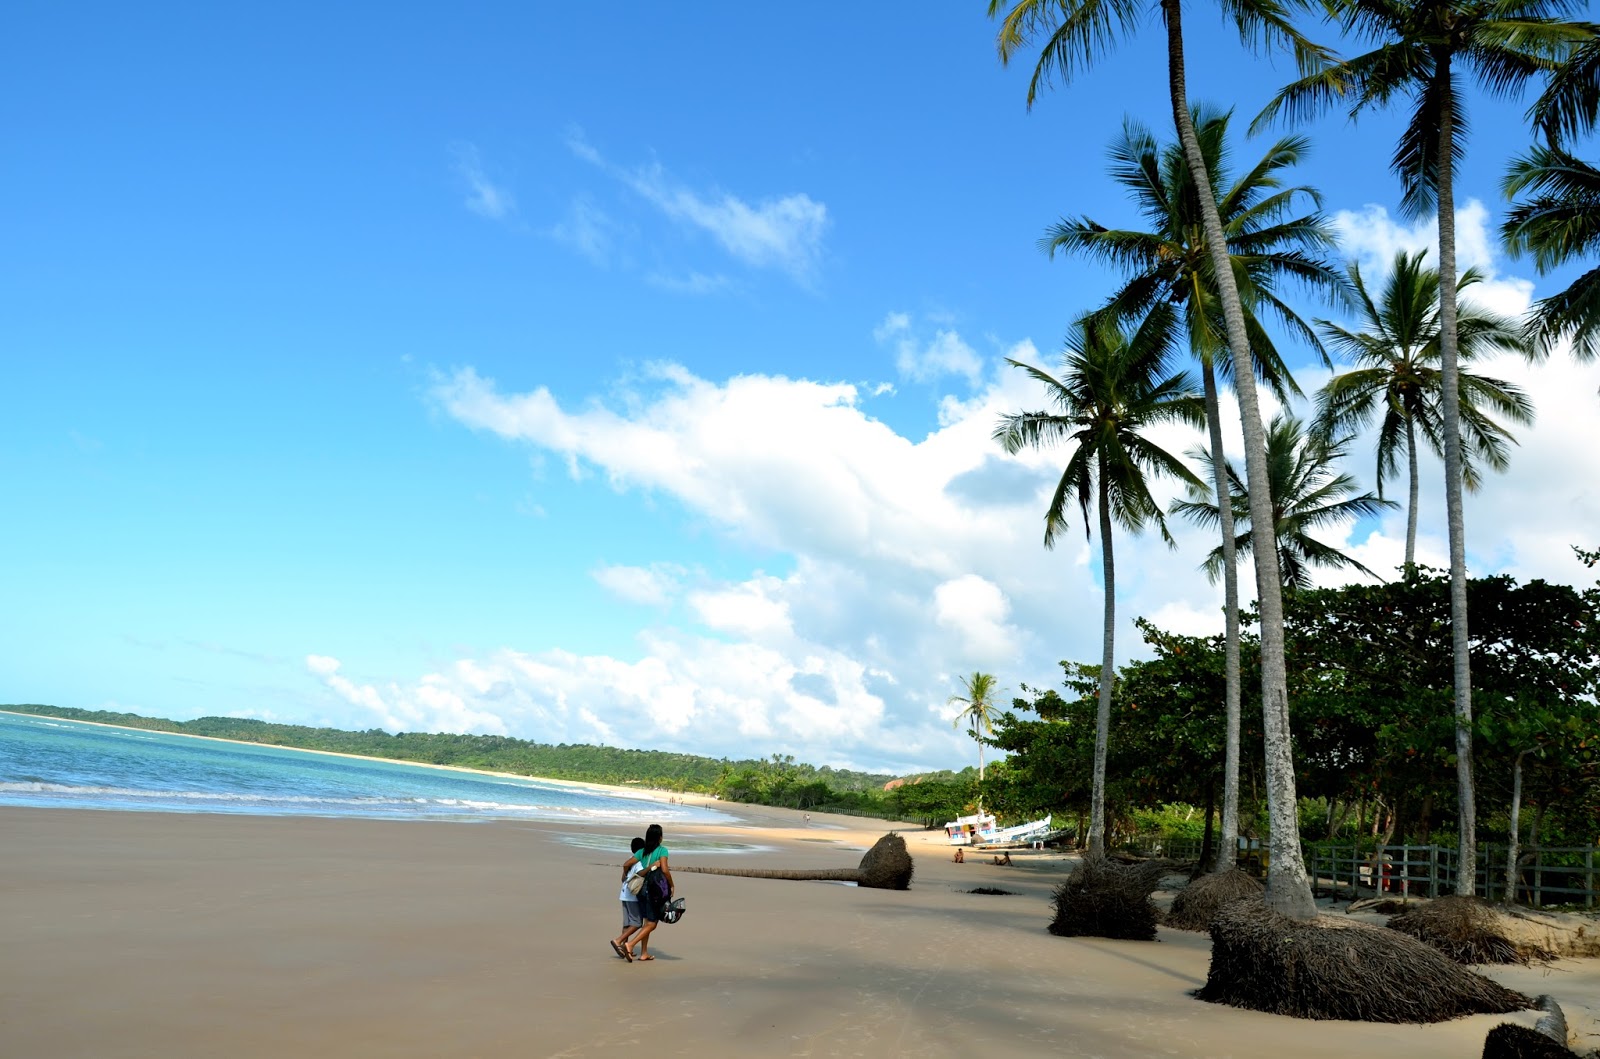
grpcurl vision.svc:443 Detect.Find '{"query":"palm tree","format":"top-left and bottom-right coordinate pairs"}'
top-left (1316, 251), bottom-right (1534, 568)
top-left (995, 315), bottom-right (1204, 858)
top-left (1174, 413), bottom-right (1398, 591)
top-left (1260, 1), bottom-right (1588, 893)
top-left (992, 0), bottom-right (1329, 916)
top-left (949, 672), bottom-right (1000, 785)
top-left (1047, 106), bottom-right (1342, 876)
top-left (1503, 144), bottom-right (1600, 363)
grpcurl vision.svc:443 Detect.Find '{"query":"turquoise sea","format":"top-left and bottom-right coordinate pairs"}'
top-left (0, 711), bottom-right (733, 826)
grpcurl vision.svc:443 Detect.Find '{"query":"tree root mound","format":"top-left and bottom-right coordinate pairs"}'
top-left (1165, 869), bottom-right (1265, 932)
top-left (1198, 901), bottom-right (1534, 1022)
top-left (1387, 896), bottom-right (1538, 965)
top-left (856, 832), bottom-right (914, 890)
top-left (1047, 855), bottom-right (1167, 941)
top-left (1481, 1023), bottom-right (1577, 1059)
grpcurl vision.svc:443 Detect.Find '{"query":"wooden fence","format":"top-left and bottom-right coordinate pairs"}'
top-left (1125, 833), bottom-right (1597, 908)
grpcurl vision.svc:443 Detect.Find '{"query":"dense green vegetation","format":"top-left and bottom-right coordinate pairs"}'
top-left (0, 704), bottom-right (987, 823)
top-left (978, 566), bottom-right (1600, 859)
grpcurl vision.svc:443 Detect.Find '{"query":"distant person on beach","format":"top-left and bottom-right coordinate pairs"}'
top-left (631, 823), bottom-right (674, 962)
top-left (610, 837), bottom-right (646, 962)
top-left (952, 848), bottom-right (964, 863)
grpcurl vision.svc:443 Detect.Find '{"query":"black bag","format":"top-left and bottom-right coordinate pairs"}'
top-left (640, 862), bottom-right (669, 917)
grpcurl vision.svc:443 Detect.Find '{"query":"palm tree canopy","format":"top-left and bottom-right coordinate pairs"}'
top-left (995, 315), bottom-right (1207, 549)
top-left (1314, 250), bottom-right (1534, 492)
top-left (1503, 144), bottom-right (1600, 361)
top-left (1529, 32), bottom-right (1600, 145)
top-left (949, 672), bottom-right (1001, 736)
top-left (1258, 0), bottom-right (1591, 218)
top-left (989, 0), bottom-right (1331, 111)
top-left (1173, 412), bottom-right (1399, 591)
top-left (1045, 107), bottom-right (1345, 400)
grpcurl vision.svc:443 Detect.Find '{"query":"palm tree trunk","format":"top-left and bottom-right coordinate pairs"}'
top-left (1405, 415), bottom-right (1420, 571)
top-left (1089, 451), bottom-right (1115, 859)
top-left (1504, 749), bottom-right (1528, 904)
top-left (1434, 59), bottom-right (1478, 898)
top-left (1162, 0), bottom-right (1316, 918)
top-left (1203, 363), bottom-right (1243, 875)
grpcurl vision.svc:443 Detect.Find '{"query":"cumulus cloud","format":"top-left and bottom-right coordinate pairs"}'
top-left (453, 144), bottom-right (516, 221)
top-left (300, 198), bottom-right (1596, 772)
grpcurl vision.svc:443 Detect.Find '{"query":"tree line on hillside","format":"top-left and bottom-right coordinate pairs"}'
top-left (983, 0), bottom-right (1600, 921)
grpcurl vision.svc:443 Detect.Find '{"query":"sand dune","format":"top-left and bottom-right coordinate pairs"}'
top-left (3, 803), bottom-right (1595, 1057)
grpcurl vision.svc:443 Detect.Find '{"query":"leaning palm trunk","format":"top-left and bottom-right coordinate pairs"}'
top-left (1161, 0), bottom-right (1315, 917)
top-left (1434, 76), bottom-right (1478, 896)
top-left (677, 832), bottom-right (914, 891)
top-left (1088, 455), bottom-right (1116, 858)
top-left (1203, 363), bottom-right (1243, 875)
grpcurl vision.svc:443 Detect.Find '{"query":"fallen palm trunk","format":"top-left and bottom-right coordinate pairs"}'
top-left (1482, 996), bottom-right (1576, 1059)
top-left (676, 832), bottom-right (914, 890)
top-left (1199, 900), bottom-right (1533, 1022)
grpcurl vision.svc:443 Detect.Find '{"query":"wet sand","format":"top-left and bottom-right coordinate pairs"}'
top-left (3, 803), bottom-right (1595, 1057)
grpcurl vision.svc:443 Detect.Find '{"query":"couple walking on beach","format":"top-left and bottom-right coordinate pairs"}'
top-left (611, 823), bottom-right (673, 963)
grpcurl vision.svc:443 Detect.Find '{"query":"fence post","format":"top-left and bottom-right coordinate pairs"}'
top-left (1533, 846), bottom-right (1543, 909)
top-left (1588, 848), bottom-right (1594, 911)
top-left (1427, 845), bottom-right (1439, 898)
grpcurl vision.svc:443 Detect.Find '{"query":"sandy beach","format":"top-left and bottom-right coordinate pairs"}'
top-left (4, 801), bottom-right (1596, 1058)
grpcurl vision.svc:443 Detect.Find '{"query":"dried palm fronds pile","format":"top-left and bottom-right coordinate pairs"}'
top-left (1198, 900), bottom-right (1533, 1022)
top-left (1047, 855), bottom-right (1168, 941)
top-left (1387, 895), bottom-right (1545, 965)
top-left (1164, 869), bottom-right (1264, 932)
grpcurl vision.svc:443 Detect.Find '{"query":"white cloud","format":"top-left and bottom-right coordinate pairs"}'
top-left (568, 133), bottom-right (827, 282)
top-left (689, 576), bottom-right (792, 639)
top-left (550, 196), bottom-right (617, 264)
top-left (933, 574), bottom-right (1021, 665)
top-left (313, 202), bottom-right (1598, 772)
top-left (876, 312), bottom-right (985, 386)
top-left (592, 563), bottom-right (684, 606)
top-left (453, 144), bottom-right (516, 221)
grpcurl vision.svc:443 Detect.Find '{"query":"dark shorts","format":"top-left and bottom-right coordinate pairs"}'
top-left (621, 900), bottom-right (643, 928)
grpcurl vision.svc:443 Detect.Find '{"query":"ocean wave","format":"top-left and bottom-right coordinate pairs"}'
top-left (0, 781), bottom-right (715, 821)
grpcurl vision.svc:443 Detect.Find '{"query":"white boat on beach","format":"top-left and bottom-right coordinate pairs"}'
top-left (944, 811), bottom-right (1054, 847)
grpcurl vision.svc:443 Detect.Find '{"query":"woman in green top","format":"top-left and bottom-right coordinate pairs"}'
top-left (631, 823), bottom-right (673, 961)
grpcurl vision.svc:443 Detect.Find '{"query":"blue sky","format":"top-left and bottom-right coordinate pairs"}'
top-left (5, 2), bottom-right (1598, 774)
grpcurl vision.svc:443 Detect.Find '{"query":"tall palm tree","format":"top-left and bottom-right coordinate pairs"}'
top-left (1174, 413), bottom-right (1398, 591)
top-left (1503, 144), bottom-right (1600, 363)
top-left (1260, 2), bottom-right (1588, 893)
top-left (992, 0), bottom-right (1329, 916)
top-left (1047, 106), bottom-right (1343, 876)
top-left (1316, 251), bottom-right (1534, 569)
top-left (995, 315), bottom-right (1204, 858)
top-left (949, 672), bottom-right (1000, 785)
